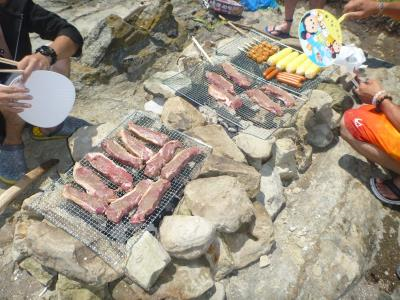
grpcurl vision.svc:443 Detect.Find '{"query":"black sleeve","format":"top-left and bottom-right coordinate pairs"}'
top-left (25, 0), bottom-right (84, 57)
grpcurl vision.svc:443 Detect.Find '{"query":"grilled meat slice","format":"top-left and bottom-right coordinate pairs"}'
top-left (161, 147), bottom-right (202, 181)
top-left (119, 129), bottom-right (154, 161)
top-left (205, 71), bottom-right (235, 94)
top-left (127, 122), bottom-right (169, 147)
top-left (208, 84), bottom-right (243, 110)
top-left (144, 140), bottom-right (183, 177)
top-left (245, 89), bottom-right (283, 116)
top-left (221, 62), bottom-right (252, 88)
top-left (259, 84), bottom-right (295, 107)
top-left (101, 139), bottom-right (144, 170)
top-left (63, 185), bottom-right (108, 214)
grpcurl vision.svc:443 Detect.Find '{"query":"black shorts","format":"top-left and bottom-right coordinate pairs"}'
top-left (0, 75), bottom-right (10, 138)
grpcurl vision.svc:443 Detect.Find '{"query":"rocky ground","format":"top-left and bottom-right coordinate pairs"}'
top-left (1, 0), bottom-right (400, 299)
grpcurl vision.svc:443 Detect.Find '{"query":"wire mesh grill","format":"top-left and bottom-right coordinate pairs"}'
top-left (29, 111), bottom-right (211, 274)
top-left (163, 62), bottom-right (305, 138)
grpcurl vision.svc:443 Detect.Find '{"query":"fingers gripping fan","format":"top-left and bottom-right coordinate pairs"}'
top-left (11, 70), bottom-right (75, 128)
top-left (298, 9), bottom-right (347, 67)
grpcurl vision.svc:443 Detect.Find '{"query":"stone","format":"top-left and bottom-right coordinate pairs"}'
top-left (161, 96), bottom-right (205, 131)
top-left (68, 122), bottom-right (116, 162)
top-left (205, 236), bottom-right (235, 281)
top-left (307, 123), bottom-right (334, 148)
top-left (159, 215), bottom-right (216, 260)
top-left (112, 258), bottom-right (214, 300)
top-left (296, 143), bottom-right (313, 174)
top-left (272, 138), bottom-right (298, 183)
top-left (187, 125), bottom-right (247, 163)
top-left (222, 201), bottom-right (274, 270)
top-left (233, 133), bottom-right (275, 169)
top-left (199, 154), bottom-right (261, 198)
top-left (13, 219), bottom-right (121, 285)
top-left (143, 71), bottom-right (178, 99)
top-left (144, 97), bottom-right (165, 115)
top-left (56, 274), bottom-right (107, 300)
top-left (259, 255), bottom-right (271, 268)
top-left (125, 231), bottom-right (171, 291)
top-left (256, 163), bottom-right (286, 221)
top-left (199, 106), bottom-right (218, 125)
top-left (197, 282), bottom-right (226, 300)
top-left (19, 257), bottom-right (56, 286)
top-left (184, 176), bottom-right (254, 233)
top-left (20, 193), bottom-right (44, 220)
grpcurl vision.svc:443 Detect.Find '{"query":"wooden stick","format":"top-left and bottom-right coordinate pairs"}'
top-left (0, 69), bottom-right (23, 74)
top-left (0, 57), bottom-right (19, 67)
top-left (0, 159), bottom-right (59, 214)
top-left (218, 15), bottom-right (246, 36)
top-left (191, 36), bottom-right (214, 65)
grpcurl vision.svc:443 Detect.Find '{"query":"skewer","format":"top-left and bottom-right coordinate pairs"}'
top-left (218, 15), bottom-right (246, 36)
top-left (252, 37), bottom-right (262, 43)
top-left (0, 69), bottom-right (23, 74)
top-left (191, 36), bottom-right (214, 65)
top-left (0, 57), bottom-right (19, 67)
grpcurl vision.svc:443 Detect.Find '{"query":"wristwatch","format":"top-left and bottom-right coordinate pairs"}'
top-left (35, 46), bottom-right (57, 65)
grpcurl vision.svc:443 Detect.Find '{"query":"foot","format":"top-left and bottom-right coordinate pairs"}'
top-left (32, 116), bottom-right (90, 141)
top-left (0, 144), bottom-right (27, 184)
top-left (266, 21), bottom-right (291, 37)
top-left (376, 177), bottom-right (400, 200)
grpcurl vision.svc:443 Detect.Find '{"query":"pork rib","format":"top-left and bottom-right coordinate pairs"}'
top-left (245, 89), bottom-right (283, 116)
top-left (221, 63), bottom-right (252, 89)
top-left (259, 84), bottom-right (295, 107)
top-left (161, 147), bottom-right (202, 181)
top-left (208, 84), bottom-right (243, 110)
top-left (73, 163), bottom-right (116, 201)
top-left (130, 179), bottom-right (171, 224)
top-left (105, 179), bottom-right (152, 223)
top-left (63, 185), bottom-right (108, 214)
top-left (206, 72), bottom-right (235, 95)
top-left (119, 129), bottom-right (154, 161)
top-left (102, 139), bottom-right (144, 170)
top-left (127, 122), bottom-right (169, 147)
top-left (85, 152), bottom-right (133, 192)
top-left (144, 140), bottom-right (183, 177)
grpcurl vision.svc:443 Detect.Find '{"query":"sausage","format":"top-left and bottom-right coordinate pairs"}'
top-left (276, 75), bottom-right (303, 88)
top-left (265, 69), bottom-right (279, 80)
top-left (263, 66), bottom-right (275, 77)
top-left (277, 72), bottom-right (306, 82)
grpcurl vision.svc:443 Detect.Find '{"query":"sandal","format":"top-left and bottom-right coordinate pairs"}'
top-left (370, 177), bottom-right (400, 205)
top-left (0, 144), bottom-right (27, 185)
top-left (31, 116), bottom-right (90, 141)
top-left (265, 20), bottom-right (292, 39)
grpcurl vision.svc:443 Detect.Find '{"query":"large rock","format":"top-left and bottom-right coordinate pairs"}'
top-left (12, 220), bottom-right (121, 286)
top-left (143, 71), bottom-right (178, 99)
top-left (184, 176), bottom-right (254, 233)
top-left (19, 257), bottom-right (56, 286)
top-left (112, 258), bottom-right (214, 300)
top-left (233, 133), bottom-right (275, 169)
top-left (256, 163), bottom-right (286, 221)
top-left (56, 274), bottom-right (107, 300)
top-left (125, 231), bottom-right (171, 291)
top-left (187, 125), bottom-right (247, 163)
top-left (224, 139), bottom-right (384, 299)
top-left (161, 96), bottom-right (205, 131)
top-left (205, 236), bottom-right (235, 281)
top-left (296, 89), bottom-right (341, 148)
top-left (68, 122), bottom-right (116, 162)
top-left (271, 138), bottom-right (298, 183)
top-left (199, 154), bottom-right (261, 198)
top-left (159, 215), bottom-right (216, 260)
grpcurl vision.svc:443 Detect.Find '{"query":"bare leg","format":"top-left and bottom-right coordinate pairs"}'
top-left (267, 0), bottom-right (299, 36)
top-left (1, 110), bottom-right (25, 145)
top-left (310, 0), bottom-right (326, 9)
top-left (340, 119), bottom-right (400, 199)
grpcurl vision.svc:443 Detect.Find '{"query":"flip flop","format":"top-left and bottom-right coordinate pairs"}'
top-left (265, 25), bottom-right (290, 39)
top-left (0, 144), bottom-right (27, 185)
top-left (370, 177), bottom-right (400, 206)
top-left (31, 116), bottom-right (90, 141)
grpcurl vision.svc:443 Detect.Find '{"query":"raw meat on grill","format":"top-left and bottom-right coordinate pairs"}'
top-left (63, 185), bottom-right (108, 214)
top-left (205, 71), bottom-right (235, 95)
top-left (161, 147), bottom-right (202, 181)
top-left (144, 140), bottom-right (183, 177)
top-left (130, 179), bottom-right (171, 224)
top-left (208, 84), bottom-right (243, 110)
top-left (105, 179), bottom-right (152, 223)
top-left (259, 84), bottom-right (295, 107)
top-left (127, 122), bottom-right (169, 147)
top-left (85, 152), bottom-right (133, 192)
top-left (119, 129), bottom-right (154, 161)
top-left (245, 89), bottom-right (283, 116)
top-left (73, 163), bottom-right (117, 201)
top-left (221, 62), bottom-right (252, 89)
top-left (102, 139), bottom-right (144, 170)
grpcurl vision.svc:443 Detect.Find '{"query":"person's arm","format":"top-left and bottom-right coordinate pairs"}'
top-left (344, 0), bottom-right (400, 20)
top-left (0, 85), bottom-right (32, 113)
top-left (380, 99), bottom-right (400, 132)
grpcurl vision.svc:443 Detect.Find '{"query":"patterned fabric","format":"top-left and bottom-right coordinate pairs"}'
top-left (0, 24), bottom-right (12, 59)
top-left (344, 104), bottom-right (400, 161)
top-left (0, 144), bottom-right (27, 184)
top-left (208, 0), bottom-right (244, 16)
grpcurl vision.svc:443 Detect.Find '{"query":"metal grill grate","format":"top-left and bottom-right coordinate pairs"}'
top-left (30, 111), bottom-right (211, 274)
top-left (163, 62), bottom-right (305, 139)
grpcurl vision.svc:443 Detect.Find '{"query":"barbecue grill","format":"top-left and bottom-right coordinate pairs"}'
top-left (163, 30), bottom-right (335, 140)
top-left (29, 111), bottom-right (211, 274)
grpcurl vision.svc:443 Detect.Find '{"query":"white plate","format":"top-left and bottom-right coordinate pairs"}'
top-left (10, 70), bottom-right (75, 128)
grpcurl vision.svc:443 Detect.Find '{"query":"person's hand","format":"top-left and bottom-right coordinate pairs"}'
top-left (17, 53), bottom-right (51, 82)
top-left (354, 78), bottom-right (384, 104)
top-left (0, 85), bottom-right (32, 113)
top-left (344, 0), bottom-right (380, 20)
